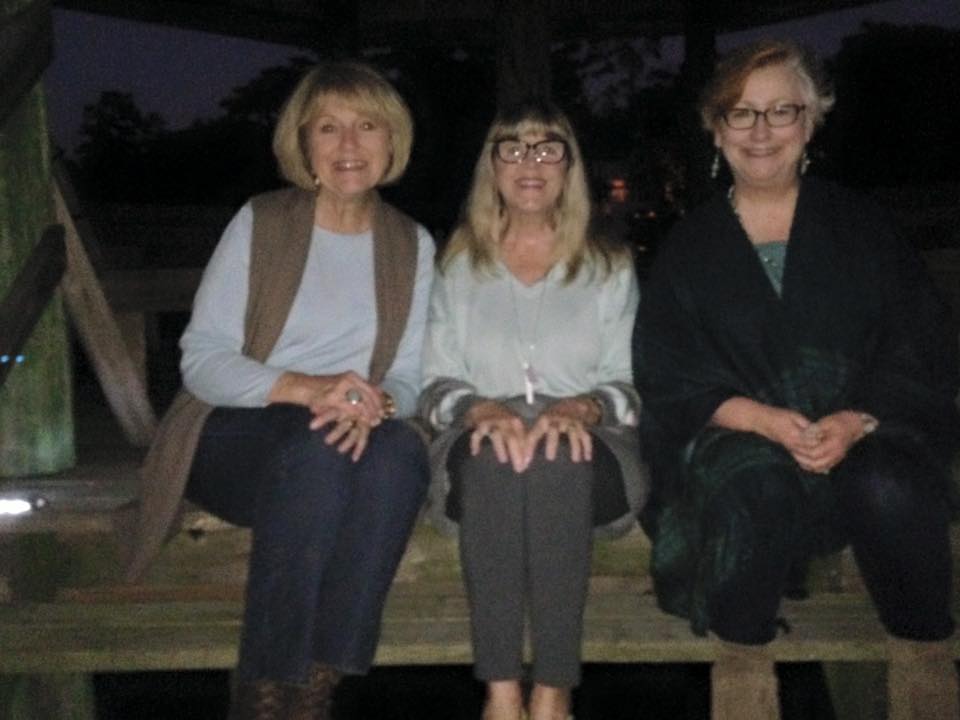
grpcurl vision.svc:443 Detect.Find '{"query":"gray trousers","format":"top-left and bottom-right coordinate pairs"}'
top-left (447, 433), bottom-right (623, 687)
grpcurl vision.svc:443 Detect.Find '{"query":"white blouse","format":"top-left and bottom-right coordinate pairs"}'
top-left (422, 251), bottom-right (639, 428)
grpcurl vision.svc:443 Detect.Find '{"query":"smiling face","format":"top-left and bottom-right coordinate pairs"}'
top-left (493, 131), bottom-right (569, 219)
top-left (714, 63), bottom-right (813, 191)
top-left (304, 94), bottom-right (392, 202)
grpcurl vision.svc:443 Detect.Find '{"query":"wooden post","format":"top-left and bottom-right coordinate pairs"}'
top-left (679, 0), bottom-right (717, 209)
top-left (0, 674), bottom-right (97, 720)
top-left (495, 0), bottom-right (553, 108)
top-left (0, 0), bottom-right (74, 477)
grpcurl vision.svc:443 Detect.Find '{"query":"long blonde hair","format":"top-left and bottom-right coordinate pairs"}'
top-left (442, 100), bottom-right (624, 282)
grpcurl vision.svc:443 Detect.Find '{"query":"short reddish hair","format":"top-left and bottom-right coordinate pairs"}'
top-left (699, 39), bottom-right (834, 132)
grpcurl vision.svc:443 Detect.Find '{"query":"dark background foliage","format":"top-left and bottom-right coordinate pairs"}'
top-left (62, 22), bottom-right (960, 247)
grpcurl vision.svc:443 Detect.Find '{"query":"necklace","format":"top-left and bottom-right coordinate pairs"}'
top-left (508, 272), bottom-right (549, 405)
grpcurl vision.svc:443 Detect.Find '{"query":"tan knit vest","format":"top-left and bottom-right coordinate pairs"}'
top-left (127, 188), bottom-right (419, 580)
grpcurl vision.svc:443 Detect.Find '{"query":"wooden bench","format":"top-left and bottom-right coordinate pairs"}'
top-left (2, 449), bottom-right (960, 719)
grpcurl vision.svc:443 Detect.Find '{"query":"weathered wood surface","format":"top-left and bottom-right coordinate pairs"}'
top-left (53, 182), bottom-right (157, 447)
top-left (0, 44), bottom-right (73, 477)
top-left (0, 451), bottom-right (957, 720)
top-left (6, 574), bottom-right (958, 675)
top-left (2, 485), bottom-right (959, 666)
top-left (0, 225), bottom-right (65, 389)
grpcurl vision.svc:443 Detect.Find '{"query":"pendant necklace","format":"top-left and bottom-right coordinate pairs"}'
top-left (509, 272), bottom-right (548, 405)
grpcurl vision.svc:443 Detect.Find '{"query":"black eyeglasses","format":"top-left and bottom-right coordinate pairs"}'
top-left (493, 139), bottom-right (568, 164)
top-left (722, 104), bottom-right (806, 130)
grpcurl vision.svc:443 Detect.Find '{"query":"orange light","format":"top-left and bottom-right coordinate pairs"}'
top-left (609, 178), bottom-right (628, 203)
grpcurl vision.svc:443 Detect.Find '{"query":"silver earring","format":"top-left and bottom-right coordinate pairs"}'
top-left (800, 150), bottom-right (810, 175)
top-left (312, 174), bottom-right (321, 190)
top-left (710, 150), bottom-right (721, 179)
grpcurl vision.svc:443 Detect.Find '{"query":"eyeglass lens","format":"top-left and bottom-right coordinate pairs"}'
top-left (724, 104), bottom-right (805, 129)
top-left (496, 140), bottom-right (567, 163)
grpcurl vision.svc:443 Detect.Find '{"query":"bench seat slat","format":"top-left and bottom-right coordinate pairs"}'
top-left (3, 591), bottom-right (959, 674)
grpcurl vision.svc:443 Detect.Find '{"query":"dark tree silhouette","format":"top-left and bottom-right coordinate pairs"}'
top-left (72, 91), bottom-right (166, 201)
top-left (821, 22), bottom-right (960, 187)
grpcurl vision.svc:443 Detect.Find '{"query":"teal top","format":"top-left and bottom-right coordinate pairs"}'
top-left (753, 240), bottom-right (788, 296)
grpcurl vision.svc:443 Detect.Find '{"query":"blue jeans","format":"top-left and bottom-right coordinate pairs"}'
top-left (185, 404), bottom-right (428, 683)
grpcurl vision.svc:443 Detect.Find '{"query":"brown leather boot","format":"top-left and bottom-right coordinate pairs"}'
top-left (711, 641), bottom-right (781, 720)
top-left (288, 663), bottom-right (342, 720)
top-left (888, 635), bottom-right (960, 720)
top-left (229, 678), bottom-right (295, 720)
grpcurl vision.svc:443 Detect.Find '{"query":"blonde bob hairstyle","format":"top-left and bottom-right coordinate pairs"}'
top-left (443, 100), bottom-right (624, 282)
top-left (272, 61), bottom-right (414, 190)
top-left (699, 39), bottom-right (835, 132)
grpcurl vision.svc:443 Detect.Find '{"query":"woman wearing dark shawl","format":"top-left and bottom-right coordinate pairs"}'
top-left (633, 40), bottom-right (959, 720)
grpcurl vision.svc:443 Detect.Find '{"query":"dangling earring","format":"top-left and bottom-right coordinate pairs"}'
top-left (800, 149), bottom-right (811, 176)
top-left (710, 150), bottom-right (721, 179)
top-left (312, 174), bottom-right (321, 190)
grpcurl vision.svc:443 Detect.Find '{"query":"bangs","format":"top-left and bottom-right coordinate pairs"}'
top-left (493, 117), bottom-right (569, 144)
top-left (305, 90), bottom-right (391, 127)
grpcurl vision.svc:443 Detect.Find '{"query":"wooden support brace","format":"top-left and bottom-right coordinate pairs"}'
top-left (53, 182), bottom-right (157, 447)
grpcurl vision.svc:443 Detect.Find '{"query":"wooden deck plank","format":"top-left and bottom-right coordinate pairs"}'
top-left (3, 590), bottom-right (959, 674)
top-left (2, 456), bottom-right (959, 680)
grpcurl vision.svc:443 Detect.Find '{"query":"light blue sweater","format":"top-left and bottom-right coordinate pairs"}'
top-left (180, 202), bottom-right (435, 416)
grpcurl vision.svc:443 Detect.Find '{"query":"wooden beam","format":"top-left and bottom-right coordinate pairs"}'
top-left (0, 225), bottom-right (65, 390)
top-left (53, 182), bottom-right (157, 447)
top-left (51, 0), bottom-right (880, 49)
top-left (496, 0), bottom-right (552, 107)
top-left (2, 592), bottom-right (960, 674)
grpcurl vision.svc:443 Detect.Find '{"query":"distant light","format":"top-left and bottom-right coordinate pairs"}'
top-left (609, 177), bottom-right (629, 203)
top-left (0, 498), bottom-right (33, 516)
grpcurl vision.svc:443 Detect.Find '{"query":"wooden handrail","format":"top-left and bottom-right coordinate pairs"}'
top-left (0, 224), bottom-right (66, 390)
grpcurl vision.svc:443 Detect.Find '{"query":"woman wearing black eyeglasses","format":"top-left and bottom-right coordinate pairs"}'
top-left (419, 100), bottom-right (646, 720)
top-left (634, 39), bottom-right (959, 720)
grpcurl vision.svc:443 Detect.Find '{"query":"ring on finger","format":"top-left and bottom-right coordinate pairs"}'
top-left (345, 388), bottom-right (362, 405)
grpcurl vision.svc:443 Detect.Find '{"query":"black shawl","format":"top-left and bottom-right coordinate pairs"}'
top-left (633, 178), bottom-right (960, 629)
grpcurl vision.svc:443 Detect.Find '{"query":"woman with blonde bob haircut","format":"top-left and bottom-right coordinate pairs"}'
top-left (130, 61), bottom-right (434, 720)
top-left (273, 61), bottom-right (414, 190)
top-left (421, 100), bottom-right (647, 720)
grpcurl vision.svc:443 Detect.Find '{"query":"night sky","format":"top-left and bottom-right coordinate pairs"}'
top-left (44, 0), bottom-right (960, 154)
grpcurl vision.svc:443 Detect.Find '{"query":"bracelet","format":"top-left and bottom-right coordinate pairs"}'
top-left (451, 393), bottom-right (480, 425)
top-left (580, 395), bottom-right (604, 426)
